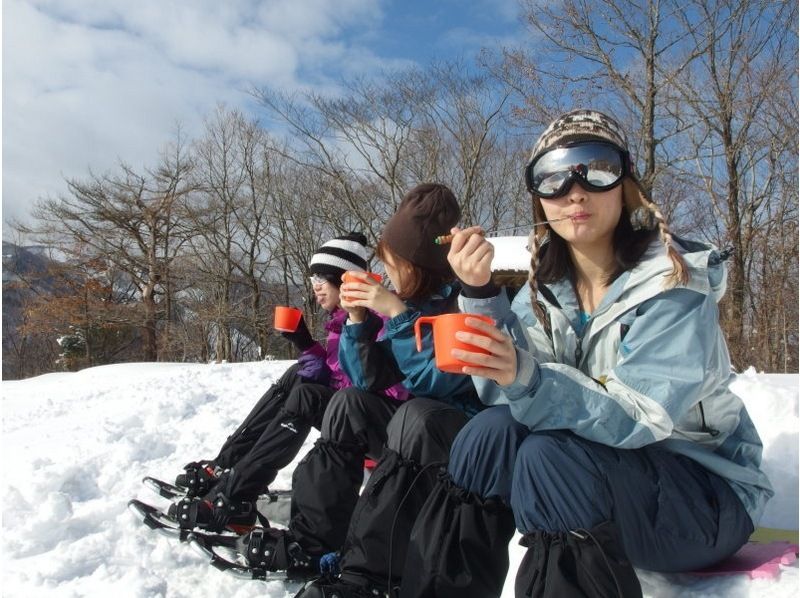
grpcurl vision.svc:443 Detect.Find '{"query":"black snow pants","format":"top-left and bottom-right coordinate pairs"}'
top-left (337, 398), bottom-right (469, 593)
top-left (288, 387), bottom-right (401, 555)
top-left (210, 363), bottom-right (335, 501)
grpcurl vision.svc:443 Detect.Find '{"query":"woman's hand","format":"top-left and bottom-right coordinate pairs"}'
top-left (447, 226), bottom-right (494, 287)
top-left (340, 271), bottom-right (407, 319)
top-left (451, 316), bottom-right (517, 386)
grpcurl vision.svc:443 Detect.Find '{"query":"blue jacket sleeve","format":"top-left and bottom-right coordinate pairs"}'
top-left (337, 310), bottom-right (406, 392)
top-left (380, 308), bottom-right (473, 399)
top-left (348, 309), bottom-right (472, 399)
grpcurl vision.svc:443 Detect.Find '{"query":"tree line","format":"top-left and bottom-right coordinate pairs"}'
top-left (5, 0), bottom-right (796, 378)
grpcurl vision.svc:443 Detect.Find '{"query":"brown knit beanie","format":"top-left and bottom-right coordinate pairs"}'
top-left (381, 183), bottom-right (461, 273)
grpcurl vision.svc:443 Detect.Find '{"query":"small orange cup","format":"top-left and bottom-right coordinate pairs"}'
top-left (274, 306), bottom-right (303, 332)
top-left (342, 272), bottom-right (382, 301)
top-left (342, 271), bottom-right (382, 285)
top-left (414, 313), bottom-right (494, 373)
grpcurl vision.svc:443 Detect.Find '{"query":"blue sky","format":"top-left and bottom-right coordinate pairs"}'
top-left (3, 0), bottom-right (526, 237)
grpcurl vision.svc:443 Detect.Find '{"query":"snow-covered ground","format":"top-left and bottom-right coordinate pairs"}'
top-left (2, 361), bottom-right (798, 597)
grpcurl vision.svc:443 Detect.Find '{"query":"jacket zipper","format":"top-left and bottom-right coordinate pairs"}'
top-left (698, 402), bottom-right (720, 437)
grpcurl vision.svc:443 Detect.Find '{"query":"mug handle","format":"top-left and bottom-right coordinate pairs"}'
top-left (414, 316), bottom-right (436, 352)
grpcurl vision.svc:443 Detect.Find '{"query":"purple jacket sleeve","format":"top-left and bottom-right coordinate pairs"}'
top-left (322, 310), bottom-right (352, 391)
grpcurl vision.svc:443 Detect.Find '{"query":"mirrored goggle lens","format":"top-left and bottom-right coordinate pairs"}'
top-left (528, 142), bottom-right (625, 196)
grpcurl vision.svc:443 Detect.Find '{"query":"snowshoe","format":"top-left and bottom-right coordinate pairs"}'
top-left (142, 474), bottom-right (292, 505)
top-left (188, 526), bottom-right (319, 582)
top-left (128, 499), bottom-right (185, 539)
top-left (129, 499), bottom-right (257, 543)
top-left (142, 476), bottom-right (188, 500)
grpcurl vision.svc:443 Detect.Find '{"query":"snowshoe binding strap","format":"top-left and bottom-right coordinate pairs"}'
top-left (242, 527), bottom-right (317, 573)
top-left (176, 461), bottom-right (220, 498)
top-left (208, 492), bottom-right (265, 533)
top-left (171, 497), bottom-right (213, 530)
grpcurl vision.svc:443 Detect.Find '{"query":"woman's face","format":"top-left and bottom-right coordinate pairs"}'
top-left (539, 181), bottom-right (623, 251)
top-left (310, 277), bottom-right (341, 312)
top-left (380, 249), bottom-right (409, 294)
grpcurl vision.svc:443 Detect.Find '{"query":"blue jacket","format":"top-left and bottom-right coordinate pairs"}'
top-left (459, 238), bottom-right (773, 525)
top-left (339, 283), bottom-right (480, 416)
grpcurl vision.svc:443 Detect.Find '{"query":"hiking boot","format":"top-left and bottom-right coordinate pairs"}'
top-left (169, 493), bottom-right (258, 534)
top-left (175, 460), bottom-right (222, 498)
top-left (238, 526), bottom-right (319, 578)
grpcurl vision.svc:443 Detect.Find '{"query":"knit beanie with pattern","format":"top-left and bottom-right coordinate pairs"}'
top-left (528, 109), bottom-right (629, 161)
top-left (309, 232), bottom-right (369, 285)
top-left (380, 183), bottom-right (461, 273)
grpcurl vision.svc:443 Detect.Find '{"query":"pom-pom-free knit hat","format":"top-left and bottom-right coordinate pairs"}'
top-left (309, 232), bottom-right (369, 285)
top-left (380, 183), bottom-right (461, 273)
top-left (528, 109), bottom-right (629, 160)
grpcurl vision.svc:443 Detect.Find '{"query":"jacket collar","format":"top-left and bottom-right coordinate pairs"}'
top-left (539, 238), bottom-right (725, 334)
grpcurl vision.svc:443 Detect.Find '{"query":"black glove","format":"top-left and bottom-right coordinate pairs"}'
top-left (280, 316), bottom-right (314, 351)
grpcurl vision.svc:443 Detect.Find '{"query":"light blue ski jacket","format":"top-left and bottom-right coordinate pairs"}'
top-left (459, 238), bottom-right (773, 525)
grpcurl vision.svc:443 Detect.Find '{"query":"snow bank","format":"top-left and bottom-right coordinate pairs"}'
top-left (2, 362), bottom-right (797, 597)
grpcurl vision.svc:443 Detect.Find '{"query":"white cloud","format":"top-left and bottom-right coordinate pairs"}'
top-left (2, 0), bottom-right (391, 235)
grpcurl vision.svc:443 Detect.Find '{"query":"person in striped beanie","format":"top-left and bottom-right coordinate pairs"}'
top-left (281, 231), bottom-right (370, 351)
top-left (166, 231), bottom-right (410, 535)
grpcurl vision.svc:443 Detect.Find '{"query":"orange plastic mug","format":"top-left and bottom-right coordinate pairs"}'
top-left (414, 313), bottom-right (495, 373)
top-left (342, 272), bottom-right (382, 300)
top-left (274, 306), bottom-right (303, 332)
top-left (342, 271), bottom-right (382, 285)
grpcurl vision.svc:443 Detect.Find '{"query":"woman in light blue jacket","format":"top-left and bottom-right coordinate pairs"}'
top-left (400, 110), bottom-right (773, 598)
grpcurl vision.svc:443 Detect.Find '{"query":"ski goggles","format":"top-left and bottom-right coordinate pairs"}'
top-left (525, 141), bottom-right (630, 199)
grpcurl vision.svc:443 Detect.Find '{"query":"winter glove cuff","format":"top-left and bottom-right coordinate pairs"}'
top-left (280, 315), bottom-right (314, 351)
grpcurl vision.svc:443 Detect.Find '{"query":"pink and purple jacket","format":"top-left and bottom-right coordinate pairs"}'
top-left (303, 307), bottom-right (410, 402)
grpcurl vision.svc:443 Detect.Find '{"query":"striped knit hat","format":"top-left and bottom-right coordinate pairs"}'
top-left (309, 232), bottom-right (369, 285)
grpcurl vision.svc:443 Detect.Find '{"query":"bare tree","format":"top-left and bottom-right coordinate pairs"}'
top-left (503, 0), bottom-right (797, 370)
top-left (515, 0), bottom-right (703, 192)
top-left (19, 137), bottom-right (194, 361)
top-left (668, 0), bottom-right (798, 368)
top-left (254, 62), bottom-right (521, 241)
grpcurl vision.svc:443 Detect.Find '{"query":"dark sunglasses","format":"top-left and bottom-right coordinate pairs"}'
top-left (525, 141), bottom-right (630, 199)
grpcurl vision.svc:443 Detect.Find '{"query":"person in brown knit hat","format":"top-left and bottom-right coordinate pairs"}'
top-left (400, 110), bottom-right (768, 598)
top-left (292, 182), bottom-right (483, 597)
top-left (216, 184), bottom-right (484, 597)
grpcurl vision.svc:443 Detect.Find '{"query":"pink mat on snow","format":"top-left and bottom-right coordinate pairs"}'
top-left (692, 541), bottom-right (798, 580)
